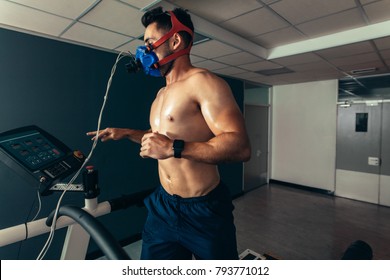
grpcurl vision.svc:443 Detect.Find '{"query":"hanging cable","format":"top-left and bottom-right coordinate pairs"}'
top-left (36, 51), bottom-right (131, 260)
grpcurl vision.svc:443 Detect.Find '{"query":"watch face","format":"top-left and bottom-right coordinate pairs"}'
top-left (174, 140), bottom-right (184, 149)
top-left (173, 140), bottom-right (184, 158)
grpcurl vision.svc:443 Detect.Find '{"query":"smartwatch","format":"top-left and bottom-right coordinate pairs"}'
top-left (173, 139), bottom-right (185, 158)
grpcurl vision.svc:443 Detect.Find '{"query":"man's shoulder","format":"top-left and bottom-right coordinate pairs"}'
top-left (186, 67), bottom-right (223, 84)
top-left (184, 67), bottom-right (232, 100)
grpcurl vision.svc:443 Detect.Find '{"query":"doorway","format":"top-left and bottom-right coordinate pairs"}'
top-left (244, 104), bottom-right (269, 192)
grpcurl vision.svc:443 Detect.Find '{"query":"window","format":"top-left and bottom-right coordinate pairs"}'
top-left (356, 113), bottom-right (368, 132)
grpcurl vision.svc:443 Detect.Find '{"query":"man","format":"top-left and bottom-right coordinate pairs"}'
top-left (87, 7), bottom-right (251, 260)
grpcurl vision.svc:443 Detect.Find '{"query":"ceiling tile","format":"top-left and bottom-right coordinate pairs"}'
top-left (317, 72), bottom-right (346, 80)
top-left (246, 74), bottom-right (286, 85)
top-left (240, 75), bottom-right (268, 84)
top-left (119, 0), bottom-right (163, 10)
top-left (115, 37), bottom-right (143, 53)
top-left (338, 60), bottom-right (386, 72)
top-left (329, 52), bottom-right (381, 67)
top-left (271, 53), bottom-right (323, 66)
top-left (239, 60), bottom-right (281, 71)
top-left (79, 0), bottom-right (144, 37)
top-left (192, 59), bottom-right (227, 70)
top-left (261, 0), bottom-right (280, 4)
top-left (8, 0), bottom-right (97, 19)
top-left (380, 49), bottom-right (390, 59)
top-left (0, 1), bottom-right (73, 36)
top-left (269, 0), bottom-right (357, 25)
top-left (220, 7), bottom-right (288, 37)
top-left (213, 67), bottom-right (247, 76)
top-left (288, 61), bottom-right (336, 72)
top-left (360, 0), bottom-right (378, 4)
top-left (316, 41), bottom-right (376, 59)
top-left (310, 68), bottom-right (344, 77)
top-left (252, 27), bottom-right (306, 48)
top-left (374, 36), bottom-right (390, 50)
top-left (61, 22), bottom-right (130, 49)
top-left (190, 54), bottom-right (207, 64)
top-left (364, 0), bottom-right (390, 24)
top-left (191, 40), bottom-right (239, 58)
top-left (168, 0), bottom-right (262, 23)
top-left (274, 72), bottom-right (324, 84)
top-left (234, 72), bottom-right (264, 80)
top-left (213, 52), bottom-right (261, 65)
top-left (296, 8), bottom-right (365, 38)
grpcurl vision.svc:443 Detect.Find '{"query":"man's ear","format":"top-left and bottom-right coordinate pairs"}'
top-left (172, 33), bottom-right (182, 50)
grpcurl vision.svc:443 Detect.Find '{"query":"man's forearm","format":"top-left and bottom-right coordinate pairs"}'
top-left (180, 132), bottom-right (251, 164)
top-left (126, 128), bottom-right (151, 144)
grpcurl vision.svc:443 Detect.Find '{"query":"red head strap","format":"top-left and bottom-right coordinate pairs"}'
top-left (149, 11), bottom-right (194, 67)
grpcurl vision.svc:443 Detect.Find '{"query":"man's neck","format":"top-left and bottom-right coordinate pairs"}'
top-left (165, 56), bottom-right (193, 85)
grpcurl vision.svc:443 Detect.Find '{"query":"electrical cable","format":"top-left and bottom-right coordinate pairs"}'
top-left (30, 189), bottom-right (42, 222)
top-left (16, 182), bottom-right (42, 259)
top-left (36, 51), bottom-right (131, 260)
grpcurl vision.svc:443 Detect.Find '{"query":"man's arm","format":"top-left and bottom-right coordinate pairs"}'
top-left (87, 127), bottom-right (151, 144)
top-left (182, 74), bottom-right (251, 164)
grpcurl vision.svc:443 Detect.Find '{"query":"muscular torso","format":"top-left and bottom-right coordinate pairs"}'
top-left (150, 69), bottom-right (220, 197)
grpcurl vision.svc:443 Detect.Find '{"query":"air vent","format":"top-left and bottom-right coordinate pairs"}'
top-left (350, 67), bottom-right (377, 75)
top-left (193, 33), bottom-right (211, 45)
top-left (255, 67), bottom-right (294, 76)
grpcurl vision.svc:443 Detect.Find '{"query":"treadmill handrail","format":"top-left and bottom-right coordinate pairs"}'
top-left (47, 205), bottom-right (130, 260)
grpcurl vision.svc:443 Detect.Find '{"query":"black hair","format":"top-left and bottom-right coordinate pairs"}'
top-left (141, 7), bottom-right (194, 47)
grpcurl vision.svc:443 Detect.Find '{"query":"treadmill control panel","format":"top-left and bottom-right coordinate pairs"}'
top-left (0, 125), bottom-right (85, 195)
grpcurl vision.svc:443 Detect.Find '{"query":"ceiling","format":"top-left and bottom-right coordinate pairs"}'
top-left (1, 0), bottom-right (390, 98)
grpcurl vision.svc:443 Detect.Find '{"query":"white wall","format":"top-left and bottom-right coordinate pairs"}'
top-left (271, 80), bottom-right (338, 191)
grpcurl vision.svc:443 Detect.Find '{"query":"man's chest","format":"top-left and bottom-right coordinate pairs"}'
top-left (150, 90), bottom-right (199, 130)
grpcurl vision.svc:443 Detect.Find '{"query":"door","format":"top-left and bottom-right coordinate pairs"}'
top-left (336, 101), bottom-right (390, 206)
top-left (244, 105), bottom-right (269, 191)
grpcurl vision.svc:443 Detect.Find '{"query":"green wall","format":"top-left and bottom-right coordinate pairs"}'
top-left (0, 28), bottom-right (244, 259)
top-left (244, 86), bottom-right (269, 105)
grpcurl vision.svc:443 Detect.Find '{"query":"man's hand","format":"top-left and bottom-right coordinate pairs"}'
top-left (140, 131), bottom-right (173, 159)
top-left (86, 128), bottom-right (128, 142)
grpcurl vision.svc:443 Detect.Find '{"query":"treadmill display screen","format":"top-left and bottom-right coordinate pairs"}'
top-left (0, 130), bottom-right (65, 171)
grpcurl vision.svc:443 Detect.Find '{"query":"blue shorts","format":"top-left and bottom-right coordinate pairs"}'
top-left (141, 182), bottom-right (238, 260)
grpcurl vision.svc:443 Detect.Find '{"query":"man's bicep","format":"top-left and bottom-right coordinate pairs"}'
top-left (200, 92), bottom-right (246, 136)
top-left (193, 73), bottom-right (245, 135)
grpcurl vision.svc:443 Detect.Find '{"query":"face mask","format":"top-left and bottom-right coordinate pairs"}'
top-left (135, 45), bottom-right (162, 77)
top-left (135, 11), bottom-right (193, 77)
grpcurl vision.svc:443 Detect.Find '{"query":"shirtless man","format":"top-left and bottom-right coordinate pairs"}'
top-left (87, 7), bottom-right (250, 260)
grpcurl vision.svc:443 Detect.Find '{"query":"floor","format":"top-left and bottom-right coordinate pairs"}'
top-left (233, 183), bottom-right (390, 260)
top-left (119, 182), bottom-right (390, 260)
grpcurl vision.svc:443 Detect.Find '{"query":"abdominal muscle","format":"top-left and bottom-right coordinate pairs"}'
top-left (158, 158), bottom-right (220, 198)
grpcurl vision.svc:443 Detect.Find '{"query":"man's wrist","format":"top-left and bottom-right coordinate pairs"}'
top-left (172, 139), bottom-right (185, 158)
